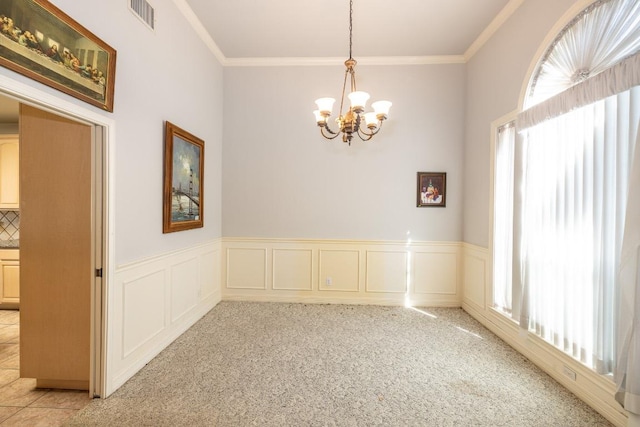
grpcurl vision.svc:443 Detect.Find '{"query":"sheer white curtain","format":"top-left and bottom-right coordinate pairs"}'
top-left (615, 121), bottom-right (640, 418)
top-left (527, 0), bottom-right (640, 107)
top-left (493, 123), bottom-right (515, 315)
top-left (517, 87), bottom-right (639, 373)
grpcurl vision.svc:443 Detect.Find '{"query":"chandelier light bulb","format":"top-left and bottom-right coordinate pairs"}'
top-left (315, 98), bottom-right (335, 116)
top-left (372, 100), bottom-right (392, 120)
top-left (348, 91), bottom-right (370, 113)
top-left (313, 110), bottom-right (326, 125)
top-left (364, 112), bottom-right (378, 128)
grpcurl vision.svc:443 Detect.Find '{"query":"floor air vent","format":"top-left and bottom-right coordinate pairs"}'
top-left (130, 0), bottom-right (155, 30)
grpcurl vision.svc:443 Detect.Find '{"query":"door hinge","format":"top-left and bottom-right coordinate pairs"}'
top-left (96, 268), bottom-right (103, 278)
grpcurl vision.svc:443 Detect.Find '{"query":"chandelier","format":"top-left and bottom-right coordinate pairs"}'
top-left (313, 0), bottom-right (392, 145)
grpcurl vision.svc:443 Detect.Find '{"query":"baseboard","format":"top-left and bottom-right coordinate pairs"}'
top-left (222, 293), bottom-right (461, 307)
top-left (36, 379), bottom-right (89, 390)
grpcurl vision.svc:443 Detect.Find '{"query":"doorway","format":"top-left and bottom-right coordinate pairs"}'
top-left (0, 91), bottom-right (106, 398)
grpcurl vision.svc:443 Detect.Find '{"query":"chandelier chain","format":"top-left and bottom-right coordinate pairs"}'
top-left (349, 0), bottom-right (353, 60)
top-left (313, 0), bottom-right (391, 144)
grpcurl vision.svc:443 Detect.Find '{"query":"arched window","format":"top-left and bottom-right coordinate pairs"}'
top-left (493, 0), bottom-right (640, 388)
top-left (526, 0), bottom-right (640, 108)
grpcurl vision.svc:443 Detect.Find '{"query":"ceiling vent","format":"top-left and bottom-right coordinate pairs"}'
top-left (129, 0), bottom-right (155, 30)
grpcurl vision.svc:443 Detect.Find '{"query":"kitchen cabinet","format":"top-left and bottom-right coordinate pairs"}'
top-left (0, 250), bottom-right (19, 307)
top-left (0, 136), bottom-right (19, 210)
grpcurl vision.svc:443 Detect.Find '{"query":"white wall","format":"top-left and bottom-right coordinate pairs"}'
top-left (0, 0), bottom-right (224, 396)
top-left (0, 0), bottom-right (224, 263)
top-left (462, 0), bottom-right (577, 247)
top-left (223, 64), bottom-right (465, 243)
top-left (69, 0), bottom-right (224, 264)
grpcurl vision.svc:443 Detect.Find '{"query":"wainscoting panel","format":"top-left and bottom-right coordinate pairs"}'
top-left (107, 240), bottom-right (221, 396)
top-left (222, 238), bottom-right (461, 306)
top-left (462, 244), bottom-right (487, 311)
top-left (122, 270), bottom-right (166, 358)
top-left (170, 257), bottom-right (200, 323)
top-left (365, 251), bottom-right (408, 294)
top-left (413, 251), bottom-right (458, 295)
top-left (272, 249), bottom-right (313, 291)
top-left (318, 249), bottom-right (359, 292)
top-left (200, 249), bottom-right (219, 300)
top-left (226, 248), bottom-right (267, 290)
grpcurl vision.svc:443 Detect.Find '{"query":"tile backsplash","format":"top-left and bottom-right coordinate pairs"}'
top-left (0, 210), bottom-right (19, 241)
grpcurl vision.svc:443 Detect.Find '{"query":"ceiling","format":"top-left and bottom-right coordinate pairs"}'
top-left (0, 1), bottom-right (518, 122)
top-left (183, 0), bottom-right (514, 60)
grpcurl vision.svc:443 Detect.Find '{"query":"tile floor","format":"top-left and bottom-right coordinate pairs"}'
top-left (0, 310), bottom-right (93, 426)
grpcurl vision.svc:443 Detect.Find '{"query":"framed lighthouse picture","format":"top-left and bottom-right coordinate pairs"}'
top-left (163, 121), bottom-right (204, 233)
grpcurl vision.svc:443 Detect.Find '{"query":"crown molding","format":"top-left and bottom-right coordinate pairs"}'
top-left (224, 55), bottom-right (466, 67)
top-left (175, 0), bottom-right (523, 67)
top-left (173, 0), bottom-right (226, 65)
top-left (464, 0), bottom-right (526, 61)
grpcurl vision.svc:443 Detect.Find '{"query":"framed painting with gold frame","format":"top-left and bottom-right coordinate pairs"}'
top-left (0, 0), bottom-right (117, 111)
top-left (163, 121), bottom-right (204, 233)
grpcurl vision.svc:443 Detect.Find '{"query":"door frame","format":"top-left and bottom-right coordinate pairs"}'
top-left (0, 73), bottom-right (114, 398)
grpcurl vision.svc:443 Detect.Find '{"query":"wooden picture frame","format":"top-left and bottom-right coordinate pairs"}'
top-left (417, 172), bottom-right (446, 207)
top-left (0, 0), bottom-right (117, 111)
top-left (163, 122), bottom-right (204, 233)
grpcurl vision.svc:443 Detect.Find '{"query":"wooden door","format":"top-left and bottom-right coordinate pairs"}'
top-left (19, 104), bottom-right (92, 390)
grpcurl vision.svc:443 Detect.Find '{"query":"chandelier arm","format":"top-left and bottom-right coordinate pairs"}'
top-left (356, 120), bottom-right (384, 140)
top-left (320, 126), bottom-right (341, 140)
top-left (350, 66), bottom-right (357, 92)
top-left (355, 131), bottom-right (373, 142)
top-left (323, 121), bottom-right (338, 135)
top-left (356, 125), bottom-right (376, 141)
top-left (339, 68), bottom-right (350, 117)
top-left (352, 114), bottom-right (370, 141)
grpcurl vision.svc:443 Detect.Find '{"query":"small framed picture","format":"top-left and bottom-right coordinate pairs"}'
top-left (417, 172), bottom-right (446, 207)
top-left (163, 121), bottom-right (204, 233)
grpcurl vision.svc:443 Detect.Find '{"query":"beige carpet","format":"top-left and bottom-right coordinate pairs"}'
top-left (66, 302), bottom-right (613, 426)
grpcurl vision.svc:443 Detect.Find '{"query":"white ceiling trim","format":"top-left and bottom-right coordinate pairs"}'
top-left (175, 0), bottom-right (523, 67)
top-left (224, 55), bottom-right (466, 67)
top-left (173, 0), bottom-right (226, 64)
top-left (463, 0), bottom-right (526, 61)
